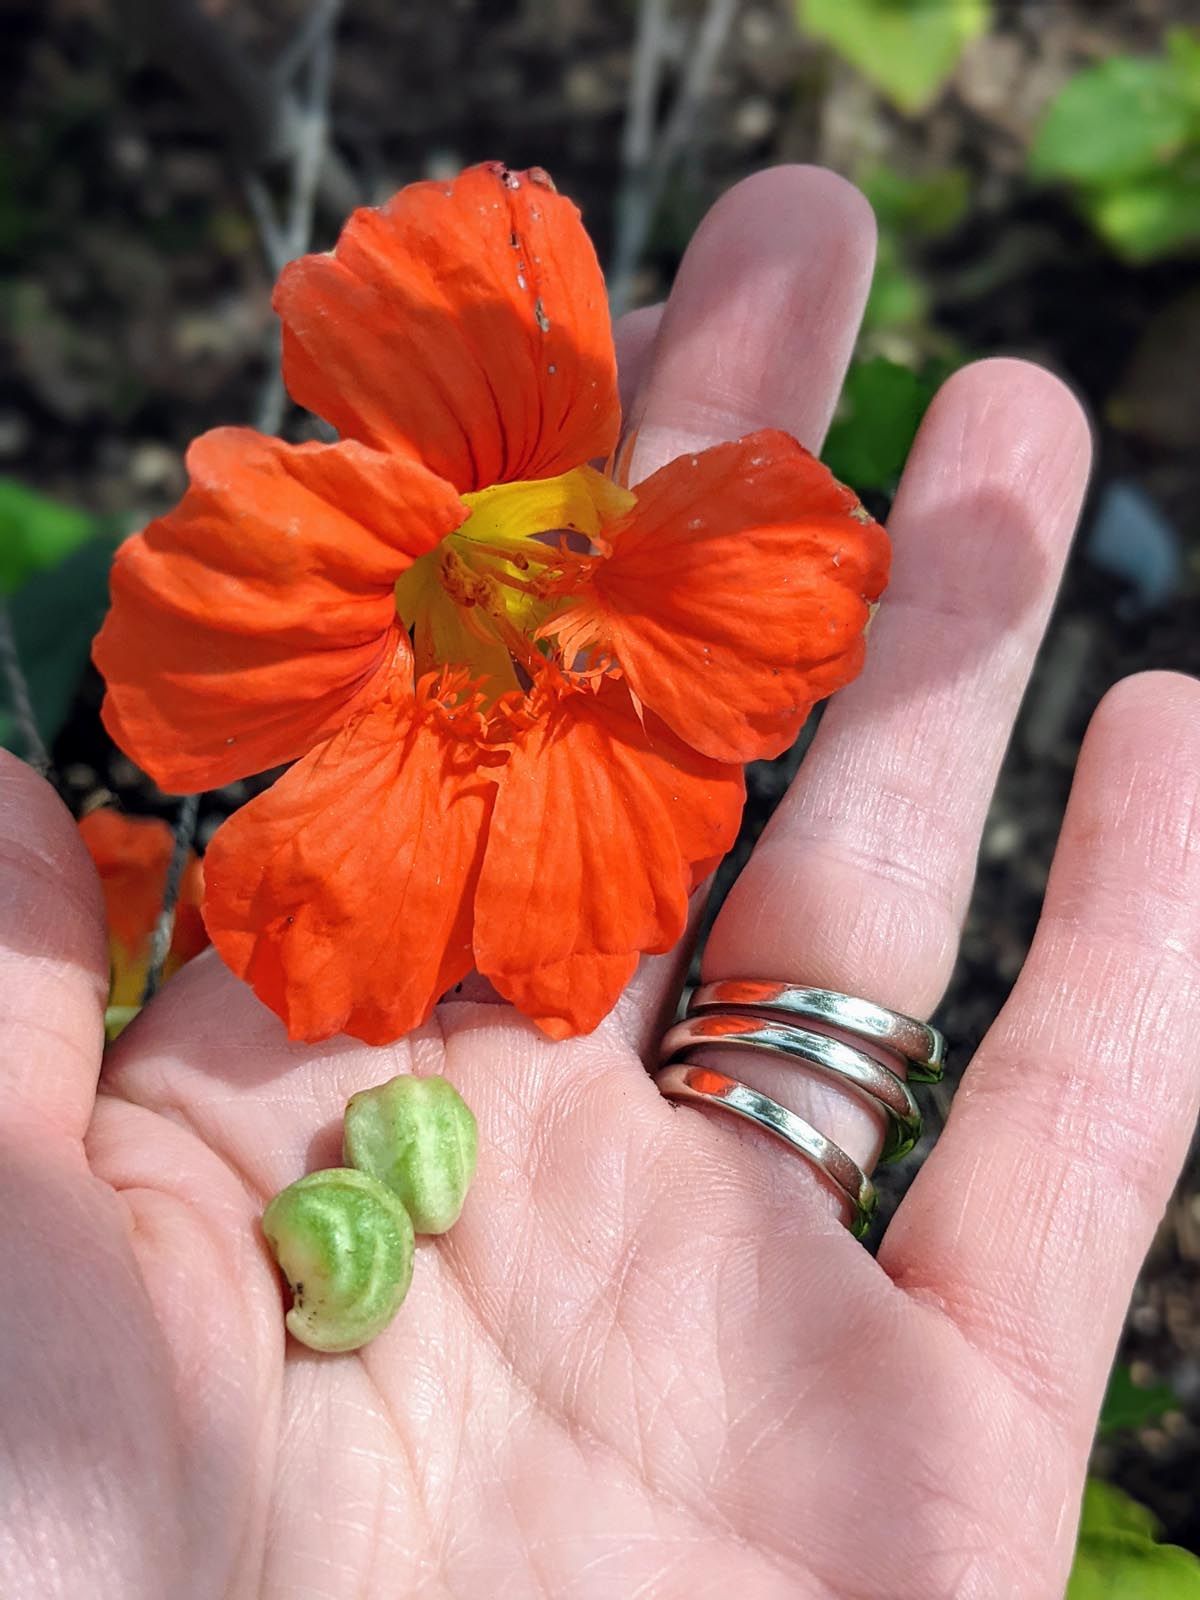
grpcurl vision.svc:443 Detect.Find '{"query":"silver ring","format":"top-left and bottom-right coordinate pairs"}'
top-left (687, 981), bottom-right (945, 1082)
top-left (660, 1013), bottom-right (921, 1162)
top-left (653, 1063), bottom-right (877, 1239)
top-left (655, 983), bottom-right (947, 1239)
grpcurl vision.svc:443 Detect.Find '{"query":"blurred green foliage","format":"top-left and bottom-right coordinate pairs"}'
top-left (0, 484), bottom-right (115, 755)
top-left (823, 357), bottom-right (934, 490)
top-left (1064, 1368), bottom-right (1200, 1597)
top-left (824, 165), bottom-right (969, 495)
top-left (862, 165), bottom-right (971, 239)
top-left (0, 478), bottom-right (100, 594)
top-left (859, 165), bottom-right (969, 339)
top-left (1031, 29), bottom-right (1200, 262)
top-left (1068, 1480), bottom-right (1200, 1598)
top-left (797, 0), bottom-right (990, 113)
top-left (862, 231), bottom-right (928, 335)
top-left (1099, 1363), bottom-right (1178, 1437)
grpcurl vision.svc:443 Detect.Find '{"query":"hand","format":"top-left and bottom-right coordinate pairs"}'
top-left (3, 166), bottom-right (1198, 1600)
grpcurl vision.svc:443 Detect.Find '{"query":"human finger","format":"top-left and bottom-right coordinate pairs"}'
top-left (607, 166), bottom-right (876, 1048)
top-left (689, 360), bottom-right (1090, 1202)
top-left (881, 672), bottom-right (1200, 1437)
top-left (613, 302), bottom-right (663, 419)
top-left (626, 164), bottom-right (876, 480)
top-left (0, 752), bottom-right (108, 1140)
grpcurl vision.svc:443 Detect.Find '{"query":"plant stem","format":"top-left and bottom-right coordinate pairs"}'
top-left (141, 792), bottom-right (200, 1004)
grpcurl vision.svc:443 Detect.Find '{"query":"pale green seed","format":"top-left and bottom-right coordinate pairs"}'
top-left (343, 1074), bottom-right (478, 1235)
top-left (261, 1168), bottom-right (415, 1353)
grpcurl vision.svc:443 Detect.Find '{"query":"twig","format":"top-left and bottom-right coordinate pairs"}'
top-left (611, 0), bottom-right (671, 319)
top-left (113, 0), bottom-right (358, 217)
top-left (272, 0), bottom-right (342, 87)
top-left (246, 1), bottom-right (341, 436)
top-left (660, 0), bottom-right (740, 175)
top-left (141, 792), bottom-right (200, 1005)
top-left (609, 0), bottom-right (739, 317)
top-left (623, 0), bottom-right (669, 179)
top-left (243, 172), bottom-right (289, 277)
top-left (0, 599), bottom-right (51, 777)
top-left (285, 10), bottom-right (337, 262)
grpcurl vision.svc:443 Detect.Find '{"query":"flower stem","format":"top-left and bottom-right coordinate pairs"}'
top-left (141, 792), bottom-right (201, 1004)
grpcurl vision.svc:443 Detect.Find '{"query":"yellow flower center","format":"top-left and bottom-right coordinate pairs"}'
top-left (395, 465), bottom-right (634, 696)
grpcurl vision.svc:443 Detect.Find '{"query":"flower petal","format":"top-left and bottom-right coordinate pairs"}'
top-left (78, 809), bottom-right (208, 1006)
top-left (275, 163), bottom-right (620, 492)
top-left (78, 808), bottom-right (205, 959)
top-left (94, 428), bottom-right (465, 792)
top-left (474, 684), bottom-right (744, 1038)
top-left (558, 431), bottom-right (890, 764)
top-left (203, 691), bottom-right (496, 1045)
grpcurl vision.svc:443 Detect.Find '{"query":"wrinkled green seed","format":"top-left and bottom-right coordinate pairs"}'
top-left (343, 1074), bottom-right (478, 1234)
top-left (261, 1168), bottom-right (415, 1353)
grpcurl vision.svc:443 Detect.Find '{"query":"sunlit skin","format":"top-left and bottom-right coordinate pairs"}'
top-left (3, 168), bottom-right (1199, 1600)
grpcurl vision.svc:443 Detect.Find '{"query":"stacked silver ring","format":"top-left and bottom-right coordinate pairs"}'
top-left (654, 981), bottom-right (946, 1239)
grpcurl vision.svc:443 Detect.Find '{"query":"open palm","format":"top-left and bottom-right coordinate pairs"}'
top-left (3, 168), bottom-right (1199, 1600)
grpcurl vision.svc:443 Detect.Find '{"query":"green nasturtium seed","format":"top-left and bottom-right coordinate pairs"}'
top-left (343, 1074), bottom-right (478, 1235)
top-left (261, 1168), bottom-right (415, 1353)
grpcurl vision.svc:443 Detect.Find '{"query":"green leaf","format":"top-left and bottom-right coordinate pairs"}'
top-left (1068, 1531), bottom-right (1200, 1599)
top-left (861, 164), bottom-right (971, 239)
top-left (1084, 161), bottom-right (1200, 262)
top-left (863, 231), bottom-right (929, 332)
top-left (1031, 56), bottom-right (1195, 187)
top-left (0, 534), bottom-right (116, 755)
top-left (1069, 1481), bottom-right (1200, 1600)
top-left (1080, 1479), bottom-right (1161, 1541)
top-left (0, 478), bottom-right (100, 595)
top-left (798, 0), bottom-right (990, 115)
top-left (1099, 1363), bottom-right (1178, 1436)
top-left (1165, 28), bottom-right (1200, 112)
top-left (823, 357), bottom-right (932, 492)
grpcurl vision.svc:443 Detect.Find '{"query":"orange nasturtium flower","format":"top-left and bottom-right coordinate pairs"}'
top-left (78, 808), bottom-right (208, 1035)
top-left (93, 162), bottom-right (889, 1044)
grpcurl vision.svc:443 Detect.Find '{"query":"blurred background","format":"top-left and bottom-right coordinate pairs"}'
top-left (3, 0), bottom-right (1199, 1580)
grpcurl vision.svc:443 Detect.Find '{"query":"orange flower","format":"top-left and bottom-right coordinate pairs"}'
top-left (94, 163), bottom-right (889, 1044)
top-left (78, 808), bottom-right (208, 1027)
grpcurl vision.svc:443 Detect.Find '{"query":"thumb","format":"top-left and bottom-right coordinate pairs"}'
top-left (0, 752), bottom-right (108, 1140)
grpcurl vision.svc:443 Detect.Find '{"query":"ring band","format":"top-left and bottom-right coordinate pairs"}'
top-left (653, 1063), bottom-right (878, 1238)
top-left (655, 982), bottom-right (947, 1238)
top-left (660, 1013), bottom-right (922, 1162)
top-left (687, 981), bottom-right (945, 1082)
